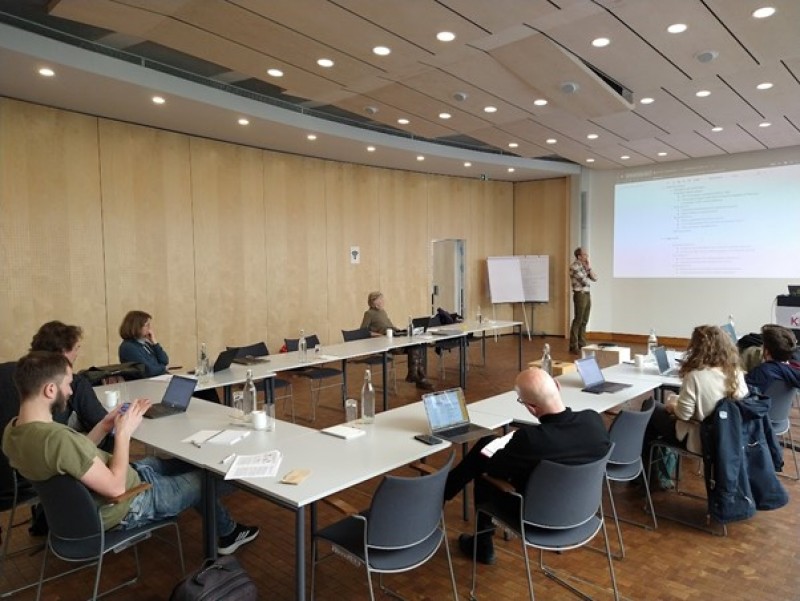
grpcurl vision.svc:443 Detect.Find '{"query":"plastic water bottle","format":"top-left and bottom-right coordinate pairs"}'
top-left (196, 342), bottom-right (210, 383)
top-left (541, 343), bottom-right (552, 375)
top-left (298, 329), bottom-right (307, 362)
top-left (407, 316), bottom-right (414, 338)
top-left (242, 369), bottom-right (257, 415)
top-left (361, 368), bottom-right (375, 424)
top-left (265, 399), bottom-right (275, 432)
top-left (647, 329), bottom-right (658, 357)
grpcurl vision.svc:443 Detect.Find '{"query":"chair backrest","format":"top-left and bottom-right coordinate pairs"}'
top-left (31, 475), bottom-right (104, 560)
top-left (765, 380), bottom-right (797, 434)
top-left (284, 334), bottom-right (321, 351)
top-left (522, 444), bottom-right (613, 529)
top-left (0, 361), bottom-right (23, 504)
top-left (229, 342), bottom-right (270, 357)
top-left (366, 453), bottom-right (454, 549)
top-left (341, 328), bottom-right (371, 342)
top-left (608, 397), bottom-right (655, 466)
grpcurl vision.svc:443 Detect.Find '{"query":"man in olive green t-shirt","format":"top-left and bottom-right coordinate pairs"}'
top-left (3, 351), bottom-right (259, 555)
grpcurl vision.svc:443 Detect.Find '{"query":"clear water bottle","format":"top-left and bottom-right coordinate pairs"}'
top-left (647, 329), bottom-right (658, 357)
top-left (407, 315), bottom-right (414, 338)
top-left (298, 329), bottom-right (307, 362)
top-left (541, 343), bottom-right (552, 375)
top-left (265, 399), bottom-right (275, 432)
top-left (242, 369), bottom-right (257, 415)
top-left (196, 342), bottom-right (210, 383)
top-left (361, 368), bottom-right (375, 424)
top-left (476, 305), bottom-right (483, 324)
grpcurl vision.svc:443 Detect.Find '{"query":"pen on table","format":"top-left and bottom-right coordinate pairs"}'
top-left (220, 453), bottom-right (237, 465)
top-left (191, 441), bottom-right (203, 449)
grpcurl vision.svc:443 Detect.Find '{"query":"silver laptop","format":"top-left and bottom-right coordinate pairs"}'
top-left (575, 356), bottom-right (632, 394)
top-left (421, 387), bottom-right (493, 444)
top-left (653, 346), bottom-right (680, 377)
top-left (144, 375), bottom-right (196, 419)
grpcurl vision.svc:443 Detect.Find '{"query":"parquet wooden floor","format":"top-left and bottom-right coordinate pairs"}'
top-left (2, 334), bottom-right (799, 600)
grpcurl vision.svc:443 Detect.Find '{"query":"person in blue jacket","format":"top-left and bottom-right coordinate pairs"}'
top-left (118, 310), bottom-right (169, 377)
top-left (745, 324), bottom-right (800, 394)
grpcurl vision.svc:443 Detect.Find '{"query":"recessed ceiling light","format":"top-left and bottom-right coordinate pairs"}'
top-left (483, 106), bottom-right (497, 113)
top-left (397, 118), bottom-right (410, 125)
top-left (507, 168), bottom-right (515, 173)
top-left (533, 98), bottom-right (548, 107)
top-left (621, 155), bottom-right (630, 160)
top-left (508, 142), bottom-right (519, 148)
top-left (38, 67), bottom-right (55, 77)
top-left (307, 134), bottom-right (317, 141)
top-left (366, 146), bottom-right (376, 152)
top-left (464, 162), bottom-right (472, 167)
top-left (696, 90), bottom-right (711, 97)
top-left (667, 23), bottom-right (687, 34)
top-left (587, 133), bottom-right (599, 140)
top-left (267, 68), bottom-right (284, 77)
top-left (711, 126), bottom-right (724, 132)
top-left (586, 158), bottom-right (595, 163)
top-left (640, 97), bottom-right (655, 105)
top-left (317, 58), bottom-right (334, 68)
top-left (152, 96), bottom-right (165, 105)
top-left (438, 112), bottom-right (451, 120)
top-left (752, 7), bottom-right (776, 19)
top-left (546, 138), bottom-right (557, 144)
top-left (591, 37), bottom-right (610, 48)
top-left (759, 121), bottom-right (771, 128)
top-left (416, 155), bottom-right (425, 161)
top-left (695, 50), bottom-right (719, 64)
top-left (756, 82), bottom-right (773, 90)
top-left (372, 46), bottom-right (391, 56)
top-left (657, 151), bottom-right (668, 156)
top-left (437, 31), bottom-right (456, 42)
top-left (237, 118), bottom-right (249, 126)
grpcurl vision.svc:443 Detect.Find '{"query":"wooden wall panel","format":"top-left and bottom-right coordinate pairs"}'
top-left (514, 177), bottom-right (570, 335)
top-left (263, 152), bottom-right (329, 350)
top-left (324, 162), bottom-right (381, 341)
top-left (98, 119), bottom-right (197, 369)
top-left (190, 137), bottom-right (267, 356)
top-left (0, 99), bottom-right (107, 367)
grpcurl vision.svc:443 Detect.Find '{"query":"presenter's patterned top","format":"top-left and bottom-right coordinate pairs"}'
top-left (570, 260), bottom-right (594, 292)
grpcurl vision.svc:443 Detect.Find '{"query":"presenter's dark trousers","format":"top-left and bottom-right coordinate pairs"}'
top-left (570, 291), bottom-right (591, 352)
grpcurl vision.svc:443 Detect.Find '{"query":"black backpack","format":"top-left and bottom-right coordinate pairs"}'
top-left (169, 556), bottom-right (258, 601)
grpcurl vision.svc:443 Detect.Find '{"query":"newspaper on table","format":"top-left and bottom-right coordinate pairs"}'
top-left (224, 450), bottom-right (283, 480)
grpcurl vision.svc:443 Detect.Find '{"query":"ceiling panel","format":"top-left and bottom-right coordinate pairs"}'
top-left (332, 94), bottom-right (457, 139)
top-left (591, 110), bottom-right (667, 141)
top-left (666, 77), bottom-right (766, 124)
top-left (653, 131), bottom-right (733, 159)
top-left (437, 0), bottom-right (560, 34)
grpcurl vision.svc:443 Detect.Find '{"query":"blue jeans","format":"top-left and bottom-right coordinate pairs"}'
top-left (117, 456), bottom-right (235, 537)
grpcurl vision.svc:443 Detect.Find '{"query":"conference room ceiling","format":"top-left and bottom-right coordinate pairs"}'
top-left (1, 0), bottom-right (799, 178)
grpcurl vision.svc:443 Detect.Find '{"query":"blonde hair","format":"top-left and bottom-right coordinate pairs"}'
top-left (367, 291), bottom-right (383, 309)
top-left (680, 325), bottom-right (741, 397)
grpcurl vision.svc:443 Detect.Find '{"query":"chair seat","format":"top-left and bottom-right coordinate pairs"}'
top-left (300, 367), bottom-right (342, 380)
top-left (50, 519), bottom-right (176, 561)
top-left (606, 460), bottom-right (644, 482)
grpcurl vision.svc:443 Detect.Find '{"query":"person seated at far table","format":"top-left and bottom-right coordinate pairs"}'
top-left (118, 310), bottom-right (169, 377)
top-left (3, 351), bottom-right (259, 555)
top-left (443, 367), bottom-right (611, 564)
top-left (360, 291), bottom-right (433, 390)
top-left (645, 325), bottom-right (748, 455)
top-left (745, 324), bottom-right (800, 394)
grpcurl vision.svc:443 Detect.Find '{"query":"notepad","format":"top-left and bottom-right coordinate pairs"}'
top-left (320, 424), bottom-right (366, 440)
top-left (225, 451), bottom-right (283, 480)
top-left (480, 431), bottom-right (514, 458)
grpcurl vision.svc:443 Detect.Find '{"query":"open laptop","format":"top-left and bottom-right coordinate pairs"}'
top-left (144, 375), bottom-right (196, 419)
top-left (411, 316), bottom-right (433, 336)
top-left (421, 387), bottom-right (493, 444)
top-left (575, 356), bottom-right (632, 394)
top-left (653, 346), bottom-right (680, 377)
top-left (212, 348), bottom-right (238, 372)
top-left (788, 285), bottom-right (800, 297)
top-left (720, 322), bottom-right (737, 344)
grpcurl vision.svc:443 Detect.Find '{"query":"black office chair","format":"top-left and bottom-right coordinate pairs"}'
top-left (284, 335), bottom-right (344, 422)
top-left (31, 476), bottom-right (184, 600)
top-left (429, 314), bottom-right (469, 380)
top-left (228, 342), bottom-right (293, 417)
top-left (341, 328), bottom-right (396, 395)
top-left (765, 380), bottom-right (799, 480)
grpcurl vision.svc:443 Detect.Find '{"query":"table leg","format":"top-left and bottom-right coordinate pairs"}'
top-left (461, 441), bottom-right (470, 521)
top-left (203, 471), bottom-right (218, 559)
top-left (382, 351), bottom-right (389, 411)
top-left (459, 335), bottom-right (467, 390)
top-left (296, 505), bottom-right (306, 601)
top-left (267, 378), bottom-right (275, 406)
top-left (341, 359), bottom-right (348, 403)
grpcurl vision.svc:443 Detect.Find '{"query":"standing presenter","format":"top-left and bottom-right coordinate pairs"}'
top-left (569, 247), bottom-right (597, 354)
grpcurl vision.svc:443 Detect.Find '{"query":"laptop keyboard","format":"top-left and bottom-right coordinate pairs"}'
top-left (439, 424), bottom-right (470, 437)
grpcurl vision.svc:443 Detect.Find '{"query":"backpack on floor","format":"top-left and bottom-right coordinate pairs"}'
top-left (169, 556), bottom-right (258, 601)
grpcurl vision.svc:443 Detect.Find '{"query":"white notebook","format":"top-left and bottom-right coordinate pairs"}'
top-left (321, 424), bottom-right (366, 440)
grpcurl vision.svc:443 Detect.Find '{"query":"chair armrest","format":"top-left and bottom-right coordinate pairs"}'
top-left (322, 497), bottom-right (360, 517)
top-left (408, 461), bottom-right (438, 475)
top-left (106, 482), bottom-right (152, 505)
top-left (480, 474), bottom-right (516, 495)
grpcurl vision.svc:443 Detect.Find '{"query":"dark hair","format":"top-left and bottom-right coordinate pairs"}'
top-left (30, 321), bottom-right (83, 354)
top-left (574, 247), bottom-right (583, 259)
top-left (14, 351), bottom-right (71, 401)
top-left (761, 324), bottom-right (797, 362)
top-left (119, 310), bottom-right (152, 340)
top-left (680, 325), bottom-right (741, 396)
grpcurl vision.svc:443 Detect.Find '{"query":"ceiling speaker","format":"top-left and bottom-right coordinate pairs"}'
top-left (560, 81), bottom-right (580, 94)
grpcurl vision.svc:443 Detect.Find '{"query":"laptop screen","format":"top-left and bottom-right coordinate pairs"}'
top-left (422, 388), bottom-right (468, 431)
top-left (412, 315), bottom-right (432, 334)
top-left (720, 323), bottom-right (737, 344)
top-left (575, 356), bottom-right (605, 388)
top-left (653, 346), bottom-right (671, 374)
top-left (162, 375), bottom-right (197, 409)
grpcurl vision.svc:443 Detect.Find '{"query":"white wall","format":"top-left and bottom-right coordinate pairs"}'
top-left (581, 145), bottom-right (800, 339)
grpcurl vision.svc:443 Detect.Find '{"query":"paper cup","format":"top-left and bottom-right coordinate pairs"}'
top-left (634, 354), bottom-right (646, 369)
top-left (103, 390), bottom-right (119, 410)
top-left (251, 410), bottom-right (268, 431)
top-left (386, 328), bottom-right (393, 341)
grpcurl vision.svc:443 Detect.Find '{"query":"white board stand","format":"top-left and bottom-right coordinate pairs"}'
top-left (486, 256), bottom-right (549, 339)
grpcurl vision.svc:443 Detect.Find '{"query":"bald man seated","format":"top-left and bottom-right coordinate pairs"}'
top-left (444, 367), bottom-right (611, 564)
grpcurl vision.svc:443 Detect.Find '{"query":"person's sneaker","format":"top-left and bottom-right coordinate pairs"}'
top-left (458, 533), bottom-right (495, 565)
top-left (218, 523), bottom-right (260, 555)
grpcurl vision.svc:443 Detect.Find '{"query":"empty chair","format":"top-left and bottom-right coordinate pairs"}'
top-left (312, 454), bottom-right (456, 601)
top-left (341, 328), bottom-right (396, 394)
top-left (228, 342), bottom-right (293, 418)
top-left (765, 380), bottom-right (799, 480)
top-left (285, 335), bottom-right (344, 422)
top-left (604, 397), bottom-right (657, 558)
top-left (469, 446), bottom-right (618, 601)
top-left (429, 314), bottom-right (469, 380)
top-left (31, 476), bottom-right (184, 601)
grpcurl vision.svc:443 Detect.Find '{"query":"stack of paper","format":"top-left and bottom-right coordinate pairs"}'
top-left (320, 424), bottom-right (366, 440)
top-left (225, 451), bottom-right (283, 480)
